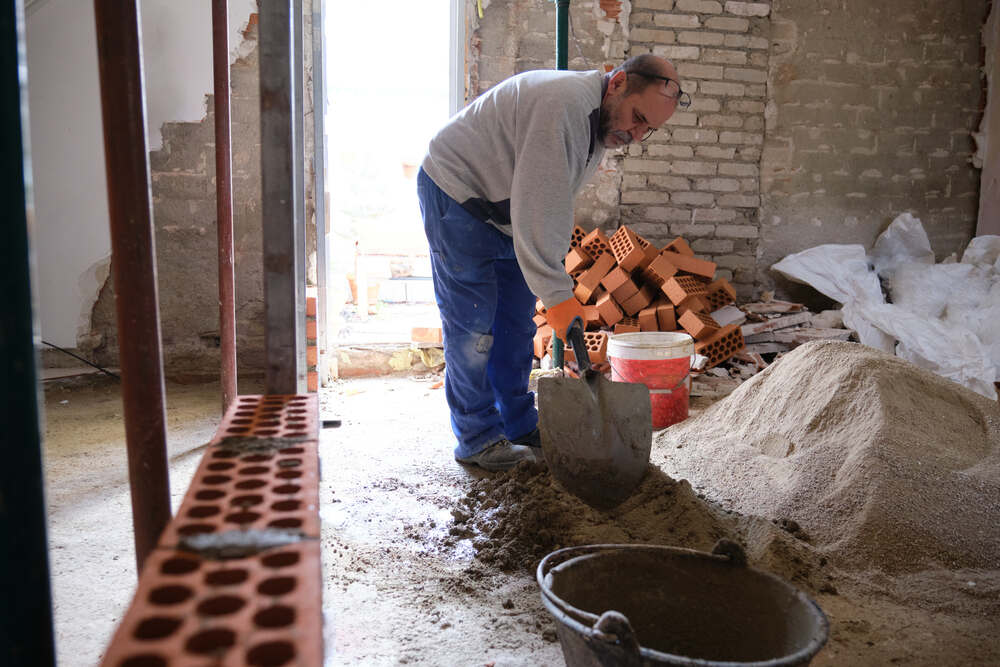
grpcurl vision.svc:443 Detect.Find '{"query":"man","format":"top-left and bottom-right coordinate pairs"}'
top-left (418, 54), bottom-right (689, 471)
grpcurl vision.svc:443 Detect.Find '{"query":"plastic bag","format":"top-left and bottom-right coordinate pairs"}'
top-left (961, 235), bottom-right (1000, 266)
top-left (869, 212), bottom-right (935, 279)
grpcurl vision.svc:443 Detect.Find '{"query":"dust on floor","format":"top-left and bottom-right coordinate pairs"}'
top-left (43, 354), bottom-right (999, 666)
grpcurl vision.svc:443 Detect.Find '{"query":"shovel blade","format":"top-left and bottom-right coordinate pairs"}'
top-left (538, 373), bottom-right (652, 510)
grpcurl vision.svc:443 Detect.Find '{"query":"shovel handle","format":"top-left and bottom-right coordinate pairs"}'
top-left (566, 319), bottom-right (592, 374)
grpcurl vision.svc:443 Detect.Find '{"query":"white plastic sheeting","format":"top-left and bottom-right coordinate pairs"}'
top-left (772, 214), bottom-right (1000, 400)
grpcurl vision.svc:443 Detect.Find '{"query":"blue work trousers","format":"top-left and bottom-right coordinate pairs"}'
top-left (417, 168), bottom-right (538, 459)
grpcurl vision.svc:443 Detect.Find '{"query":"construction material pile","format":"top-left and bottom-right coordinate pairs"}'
top-left (532, 226), bottom-right (746, 369)
top-left (657, 340), bottom-right (1000, 574)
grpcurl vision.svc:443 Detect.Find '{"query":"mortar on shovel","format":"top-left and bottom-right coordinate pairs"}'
top-left (538, 323), bottom-right (653, 510)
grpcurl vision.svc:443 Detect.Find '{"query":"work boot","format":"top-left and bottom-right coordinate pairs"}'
top-left (455, 438), bottom-right (538, 472)
top-left (511, 427), bottom-right (540, 448)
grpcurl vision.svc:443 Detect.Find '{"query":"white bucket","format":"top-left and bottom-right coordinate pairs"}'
top-left (607, 332), bottom-right (696, 429)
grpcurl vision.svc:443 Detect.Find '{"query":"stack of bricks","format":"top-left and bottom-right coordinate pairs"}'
top-left (100, 394), bottom-right (322, 666)
top-left (535, 225), bottom-right (745, 369)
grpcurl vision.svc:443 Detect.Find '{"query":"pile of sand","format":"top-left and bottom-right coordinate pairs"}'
top-left (443, 459), bottom-right (838, 594)
top-left (656, 340), bottom-right (1000, 573)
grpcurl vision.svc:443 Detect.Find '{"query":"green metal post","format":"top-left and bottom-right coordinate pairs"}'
top-left (556, 0), bottom-right (569, 70)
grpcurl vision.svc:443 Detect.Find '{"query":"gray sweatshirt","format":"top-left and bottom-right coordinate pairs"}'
top-left (421, 69), bottom-right (607, 308)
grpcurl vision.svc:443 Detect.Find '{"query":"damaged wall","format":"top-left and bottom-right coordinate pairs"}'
top-left (469, 0), bottom-right (986, 301)
top-left (88, 3), bottom-right (320, 379)
top-left (760, 0), bottom-right (987, 294)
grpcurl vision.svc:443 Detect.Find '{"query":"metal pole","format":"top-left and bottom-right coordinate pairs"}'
top-left (93, 0), bottom-right (172, 572)
top-left (312, 0), bottom-right (328, 387)
top-left (0, 1), bottom-right (57, 662)
top-left (260, 0), bottom-right (303, 394)
top-left (293, 0), bottom-right (307, 388)
top-left (556, 0), bottom-right (569, 70)
top-left (213, 0), bottom-right (238, 411)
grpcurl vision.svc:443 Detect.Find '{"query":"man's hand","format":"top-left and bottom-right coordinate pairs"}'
top-left (545, 297), bottom-right (586, 344)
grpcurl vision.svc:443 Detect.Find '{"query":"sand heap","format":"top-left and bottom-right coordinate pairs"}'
top-left (445, 459), bottom-right (837, 594)
top-left (657, 340), bottom-right (1000, 574)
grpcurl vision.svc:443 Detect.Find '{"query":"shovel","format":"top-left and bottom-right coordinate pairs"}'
top-left (538, 322), bottom-right (652, 510)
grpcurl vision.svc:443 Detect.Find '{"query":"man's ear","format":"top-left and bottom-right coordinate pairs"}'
top-left (606, 70), bottom-right (627, 98)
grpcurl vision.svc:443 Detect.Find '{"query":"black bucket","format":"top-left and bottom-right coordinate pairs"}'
top-left (537, 541), bottom-right (829, 666)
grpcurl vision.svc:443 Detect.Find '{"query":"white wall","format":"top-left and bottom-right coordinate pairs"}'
top-left (25, 0), bottom-right (256, 349)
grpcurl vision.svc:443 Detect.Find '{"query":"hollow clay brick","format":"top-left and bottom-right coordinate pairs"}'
top-left (637, 241), bottom-right (660, 272)
top-left (657, 303), bottom-right (677, 331)
top-left (581, 228), bottom-right (611, 259)
top-left (548, 331), bottom-right (608, 365)
top-left (611, 277), bottom-right (640, 303)
top-left (601, 266), bottom-right (632, 293)
top-left (677, 295), bottom-right (709, 315)
top-left (663, 237), bottom-right (695, 256)
top-left (644, 253), bottom-right (679, 288)
top-left (694, 323), bottom-right (745, 369)
top-left (574, 281), bottom-right (597, 305)
top-left (306, 287), bottom-right (317, 317)
top-left (584, 305), bottom-right (602, 329)
top-left (306, 346), bottom-right (318, 367)
top-left (621, 284), bottom-right (656, 316)
top-left (533, 313), bottom-right (548, 328)
top-left (679, 310), bottom-right (721, 341)
top-left (307, 372), bottom-right (318, 393)
top-left (564, 246), bottom-right (594, 274)
top-left (662, 275), bottom-right (709, 306)
top-left (577, 251), bottom-right (616, 289)
top-left (534, 327), bottom-right (553, 359)
top-left (596, 294), bottom-right (624, 327)
top-left (660, 251), bottom-right (717, 279)
top-left (570, 225), bottom-right (587, 249)
top-left (638, 306), bottom-right (659, 331)
top-left (610, 226), bottom-right (646, 272)
top-left (614, 317), bottom-right (641, 334)
top-left (704, 278), bottom-right (738, 310)
top-left (212, 394), bottom-right (319, 446)
top-left (536, 300), bottom-right (547, 315)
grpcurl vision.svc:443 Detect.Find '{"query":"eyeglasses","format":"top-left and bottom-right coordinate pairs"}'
top-left (628, 71), bottom-right (692, 109)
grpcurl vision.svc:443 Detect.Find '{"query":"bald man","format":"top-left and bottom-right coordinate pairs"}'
top-left (418, 54), bottom-right (690, 471)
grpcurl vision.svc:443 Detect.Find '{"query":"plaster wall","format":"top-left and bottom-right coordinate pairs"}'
top-left (25, 0), bottom-right (255, 351)
top-left (978, 2), bottom-right (1000, 235)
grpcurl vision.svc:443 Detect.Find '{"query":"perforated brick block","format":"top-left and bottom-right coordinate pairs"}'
top-left (584, 305), bottom-right (602, 329)
top-left (570, 225), bottom-right (587, 249)
top-left (614, 317), bottom-right (641, 334)
top-left (533, 313), bottom-right (548, 328)
top-left (695, 323), bottom-right (745, 369)
top-left (661, 251), bottom-right (716, 279)
top-left (577, 251), bottom-right (616, 290)
top-left (574, 282), bottom-right (597, 305)
top-left (662, 275), bottom-right (709, 306)
top-left (581, 228), bottom-right (611, 259)
top-left (214, 395), bottom-right (319, 444)
top-left (663, 237), bottom-right (694, 256)
top-left (596, 294), bottom-right (624, 327)
top-left (534, 327), bottom-right (553, 359)
top-left (657, 303), bottom-right (676, 331)
top-left (621, 284), bottom-right (656, 316)
top-left (644, 253), bottom-right (679, 288)
top-left (548, 331), bottom-right (608, 365)
top-left (101, 540), bottom-right (322, 667)
top-left (637, 241), bottom-right (660, 272)
top-left (564, 246), bottom-right (594, 274)
top-left (610, 226), bottom-right (646, 272)
top-left (536, 300), bottom-right (547, 315)
top-left (679, 310), bottom-right (721, 341)
top-left (638, 306), bottom-right (659, 331)
top-left (677, 295), bottom-right (709, 315)
top-left (600, 266), bottom-right (631, 293)
top-left (611, 277), bottom-right (639, 303)
top-left (704, 278), bottom-right (738, 310)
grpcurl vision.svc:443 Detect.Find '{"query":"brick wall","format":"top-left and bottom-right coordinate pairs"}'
top-left (759, 0), bottom-right (987, 295)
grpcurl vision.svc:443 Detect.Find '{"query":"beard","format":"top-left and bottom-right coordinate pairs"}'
top-left (598, 98), bottom-right (632, 148)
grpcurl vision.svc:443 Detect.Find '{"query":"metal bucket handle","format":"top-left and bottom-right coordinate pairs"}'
top-left (537, 540), bottom-right (747, 648)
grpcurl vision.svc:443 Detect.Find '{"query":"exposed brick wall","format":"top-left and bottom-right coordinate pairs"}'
top-left (759, 0), bottom-right (987, 295)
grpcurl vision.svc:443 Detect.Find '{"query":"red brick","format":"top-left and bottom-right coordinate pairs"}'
top-left (411, 327), bottom-right (443, 344)
top-left (695, 323), bottom-right (745, 369)
top-left (581, 228), bottom-right (611, 259)
top-left (574, 282), bottom-right (597, 305)
top-left (306, 346), bottom-right (318, 366)
top-left (611, 277), bottom-right (640, 303)
top-left (638, 306), bottom-right (659, 331)
top-left (536, 300), bottom-right (547, 315)
top-left (661, 251), bottom-right (716, 279)
top-left (621, 284), bottom-right (655, 316)
top-left (662, 275), bottom-right (709, 306)
top-left (609, 226), bottom-right (646, 272)
top-left (305, 319), bottom-right (317, 341)
top-left (657, 303), bottom-right (677, 331)
top-left (644, 253), bottom-right (679, 288)
top-left (676, 295), bottom-right (709, 315)
top-left (705, 278), bottom-right (738, 310)
top-left (600, 266), bottom-right (632, 293)
top-left (663, 237), bottom-right (695, 256)
top-left (584, 305), bottom-right (602, 329)
top-left (577, 251), bottom-right (617, 289)
top-left (570, 225), bottom-right (587, 249)
top-left (305, 289), bottom-right (317, 317)
top-left (564, 246), bottom-right (594, 274)
top-left (614, 317), bottom-right (641, 334)
top-left (533, 313), bottom-right (548, 328)
top-left (596, 294), bottom-right (624, 327)
top-left (548, 331), bottom-right (609, 365)
top-left (637, 241), bottom-right (660, 272)
top-left (679, 310), bottom-right (721, 341)
top-left (534, 327), bottom-right (553, 359)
